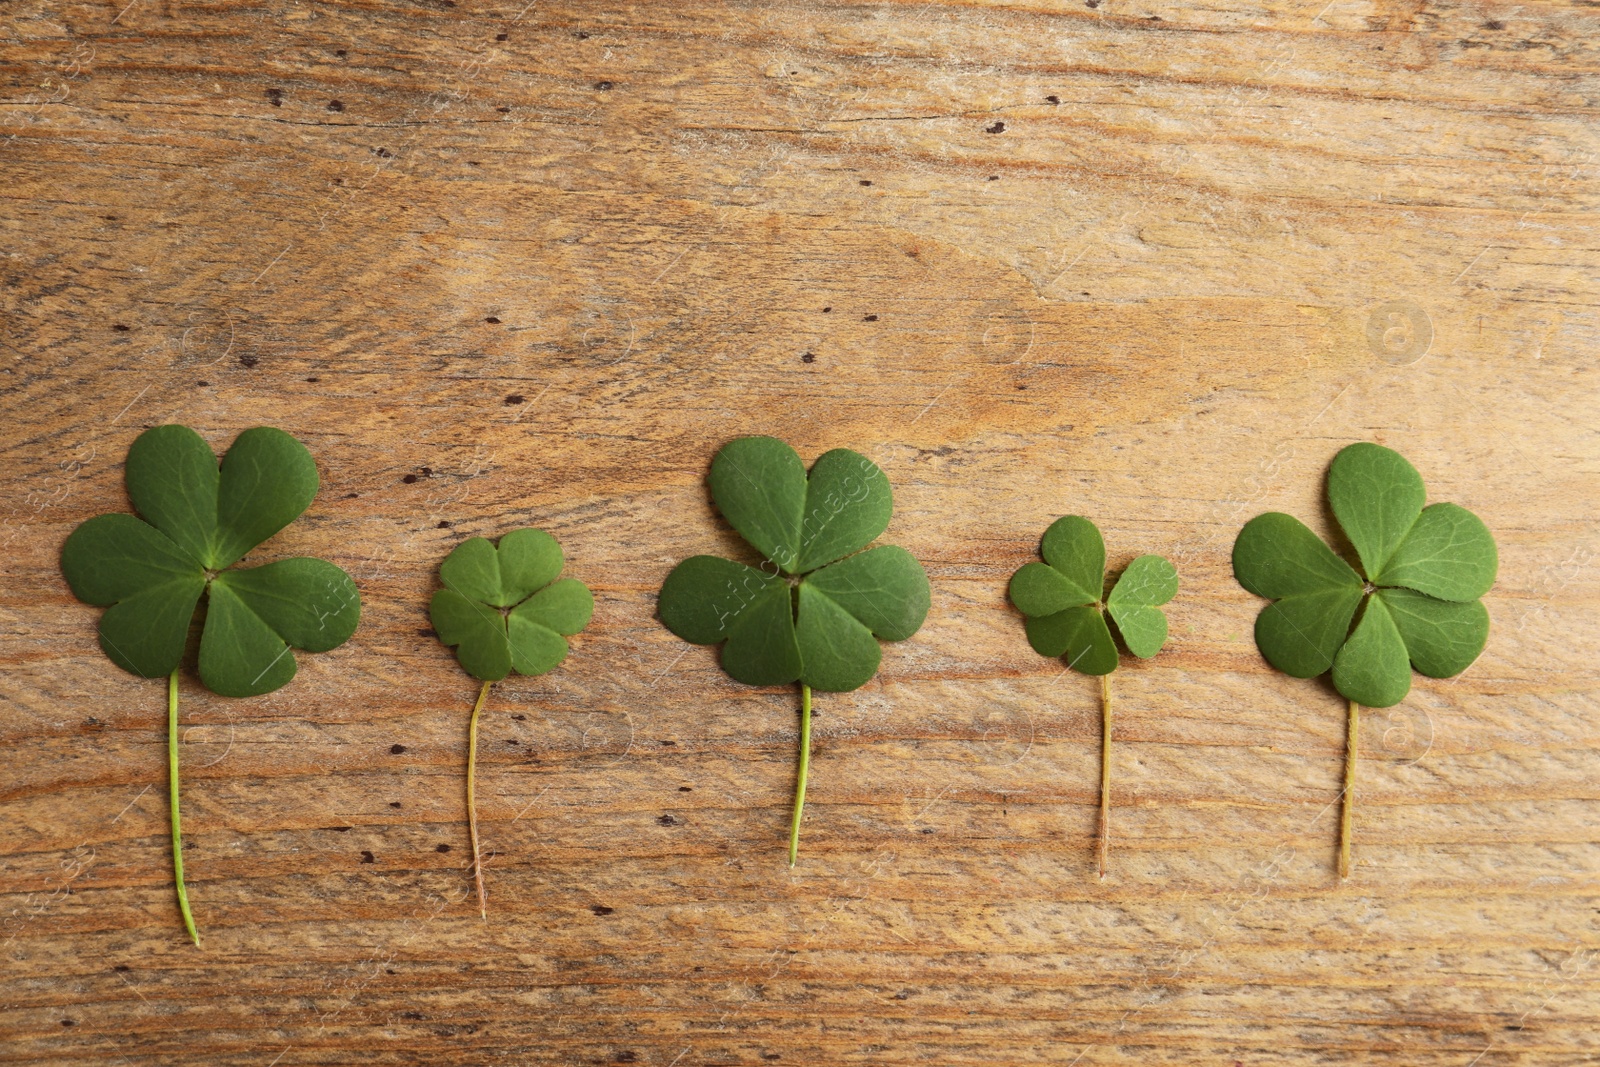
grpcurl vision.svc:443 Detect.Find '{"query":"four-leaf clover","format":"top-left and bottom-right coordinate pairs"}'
top-left (1010, 516), bottom-right (1179, 877)
top-left (60, 424), bottom-right (361, 944)
top-left (657, 436), bottom-right (930, 864)
top-left (430, 529), bottom-right (594, 915)
top-left (1233, 442), bottom-right (1496, 876)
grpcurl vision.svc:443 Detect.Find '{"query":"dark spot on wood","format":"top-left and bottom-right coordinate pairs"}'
top-left (801, 352), bottom-right (815, 363)
top-left (679, 785), bottom-right (692, 791)
top-left (1147, 13), bottom-right (1162, 20)
top-left (496, 106), bottom-right (511, 113)
top-left (615, 1054), bottom-right (639, 1064)
top-left (391, 743), bottom-right (406, 754)
top-left (401, 1011), bottom-right (424, 1020)
top-left (1484, 19), bottom-right (1505, 29)
top-left (575, 31), bottom-right (590, 38)
top-left (335, 49), bottom-right (347, 56)
top-left (511, 713), bottom-right (526, 721)
top-left (1046, 94), bottom-right (1060, 104)
top-left (112, 323), bottom-right (130, 331)
top-left (374, 147), bottom-right (391, 158)
top-left (437, 520), bottom-right (452, 528)
top-left (403, 474), bottom-right (419, 484)
top-left (590, 904), bottom-right (614, 915)
top-left (421, 467), bottom-right (432, 476)
top-left (987, 175), bottom-right (998, 180)
top-left (266, 87), bottom-right (283, 107)
top-left (1016, 383), bottom-right (1027, 390)
top-left (332, 177), bottom-right (343, 185)
top-left (920, 826), bottom-right (937, 833)
top-left (113, 964), bottom-right (130, 972)
top-left (389, 801), bottom-right (402, 808)
top-left (345, 492), bottom-right (359, 498)
top-left (505, 394), bottom-right (526, 406)
top-left (985, 121), bottom-right (1006, 134)
top-left (657, 814), bottom-right (677, 825)
top-left (505, 738), bottom-right (519, 745)
top-left (859, 179), bottom-right (872, 186)
top-left (239, 354), bottom-right (259, 368)
top-left (436, 843), bottom-right (451, 852)
top-left (821, 306), bottom-right (831, 312)
top-left (328, 826), bottom-right (352, 833)
top-left (61, 1019), bottom-right (75, 1027)
top-left (1086, 0), bottom-right (1100, 7)
top-left (327, 99), bottom-right (345, 112)
top-left (893, 989), bottom-right (911, 999)
top-left (485, 316), bottom-right (502, 324)
top-left (864, 314), bottom-right (878, 322)
top-left (305, 376), bottom-right (320, 382)
top-left (659, 739), bottom-right (676, 745)
top-left (594, 80), bottom-right (614, 91)
top-left (196, 380), bottom-right (209, 386)
top-left (495, 32), bottom-right (508, 40)
top-left (762, 1054), bottom-right (780, 1061)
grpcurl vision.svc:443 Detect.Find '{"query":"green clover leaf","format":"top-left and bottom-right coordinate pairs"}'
top-left (657, 436), bottom-right (930, 864)
top-left (59, 424), bottom-right (361, 945)
top-left (1232, 442), bottom-right (1496, 708)
top-left (429, 528), bottom-right (593, 916)
top-left (1231, 441), bottom-right (1496, 877)
top-left (1009, 515), bottom-right (1178, 878)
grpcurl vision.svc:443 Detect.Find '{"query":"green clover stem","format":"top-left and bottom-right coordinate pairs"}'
top-left (467, 678), bottom-right (492, 920)
top-left (167, 669), bottom-right (200, 947)
top-left (1098, 671), bottom-right (1112, 881)
top-left (1339, 699), bottom-right (1359, 880)
top-left (788, 683), bottom-right (813, 868)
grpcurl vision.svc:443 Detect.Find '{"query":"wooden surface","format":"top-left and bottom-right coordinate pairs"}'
top-left (3, 1), bottom-right (1598, 1063)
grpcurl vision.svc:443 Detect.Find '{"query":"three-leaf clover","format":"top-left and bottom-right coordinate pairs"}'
top-left (1233, 442), bottom-right (1496, 877)
top-left (430, 529), bottom-right (593, 916)
top-left (657, 436), bottom-right (930, 865)
top-left (61, 425), bottom-right (361, 944)
top-left (1009, 516), bottom-right (1178, 878)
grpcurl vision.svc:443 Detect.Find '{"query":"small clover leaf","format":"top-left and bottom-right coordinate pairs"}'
top-left (429, 529), bottom-right (593, 916)
top-left (658, 437), bottom-right (930, 865)
top-left (59, 425), bottom-right (361, 945)
top-left (1232, 441), bottom-right (1497, 877)
top-left (1009, 515), bottom-right (1178, 877)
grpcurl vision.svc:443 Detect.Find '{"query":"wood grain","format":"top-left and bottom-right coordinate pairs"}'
top-left (3, 1), bottom-right (1598, 1063)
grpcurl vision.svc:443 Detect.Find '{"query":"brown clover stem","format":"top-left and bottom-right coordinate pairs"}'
top-left (788, 683), bottom-right (813, 868)
top-left (1098, 670), bottom-right (1113, 881)
top-left (467, 677), bottom-right (493, 919)
top-left (1339, 698), bottom-right (1359, 880)
top-left (168, 669), bottom-right (200, 947)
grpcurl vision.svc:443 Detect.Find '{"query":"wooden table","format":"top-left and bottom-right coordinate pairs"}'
top-left (4, 2), bottom-right (1597, 1063)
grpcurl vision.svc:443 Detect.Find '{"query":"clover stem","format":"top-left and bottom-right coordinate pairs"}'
top-left (788, 683), bottom-right (813, 868)
top-left (167, 669), bottom-right (200, 947)
top-left (1098, 671), bottom-right (1113, 881)
top-left (1339, 698), bottom-right (1359, 880)
top-left (467, 678), bottom-right (493, 920)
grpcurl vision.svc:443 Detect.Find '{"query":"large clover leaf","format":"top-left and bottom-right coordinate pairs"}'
top-left (1232, 441), bottom-right (1496, 878)
top-left (657, 436), bottom-right (930, 864)
top-left (429, 528), bottom-right (593, 917)
top-left (1232, 442), bottom-right (1496, 708)
top-left (61, 425), bottom-right (361, 698)
top-left (59, 424), bottom-right (361, 945)
top-left (1009, 515), bottom-right (1179, 877)
top-left (659, 436), bottom-right (929, 693)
